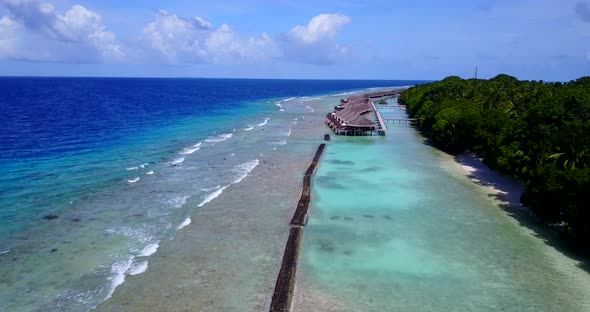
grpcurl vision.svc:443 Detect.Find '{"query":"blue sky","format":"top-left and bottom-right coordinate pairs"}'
top-left (0, 0), bottom-right (589, 80)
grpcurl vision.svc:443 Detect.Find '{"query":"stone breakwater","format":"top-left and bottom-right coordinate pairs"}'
top-left (292, 143), bottom-right (326, 227)
top-left (270, 143), bottom-right (326, 312)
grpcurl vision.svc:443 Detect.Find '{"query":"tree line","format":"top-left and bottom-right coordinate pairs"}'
top-left (399, 74), bottom-right (590, 251)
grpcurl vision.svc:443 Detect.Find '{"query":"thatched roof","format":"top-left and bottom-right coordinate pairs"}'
top-left (328, 88), bottom-right (408, 131)
top-left (347, 115), bottom-right (376, 127)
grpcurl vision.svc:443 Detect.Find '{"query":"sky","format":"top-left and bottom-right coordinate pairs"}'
top-left (0, 0), bottom-right (589, 81)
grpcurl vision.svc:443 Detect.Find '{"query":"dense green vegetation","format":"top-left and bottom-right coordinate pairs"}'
top-left (399, 75), bottom-right (590, 250)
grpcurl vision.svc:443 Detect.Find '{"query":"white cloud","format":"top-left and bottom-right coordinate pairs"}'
top-left (0, 3), bottom-right (352, 66)
top-left (0, 14), bottom-right (56, 60)
top-left (142, 11), bottom-right (352, 65)
top-left (288, 13), bottom-right (351, 44)
top-left (0, 16), bottom-right (17, 56)
top-left (142, 10), bottom-right (279, 64)
top-left (281, 13), bottom-right (352, 65)
top-left (0, 0), bottom-right (124, 62)
top-left (142, 10), bottom-right (209, 61)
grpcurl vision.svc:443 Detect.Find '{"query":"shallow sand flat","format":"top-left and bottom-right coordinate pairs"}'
top-left (97, 155), bottom-right (301, 311)
top-left (96, 95), bottom-right (335, 311)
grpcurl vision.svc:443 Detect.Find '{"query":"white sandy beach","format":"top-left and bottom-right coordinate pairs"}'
top-left (454, 152), bottom-right (525, 211)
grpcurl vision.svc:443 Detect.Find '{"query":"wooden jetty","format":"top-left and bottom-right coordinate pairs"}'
top-left (383, 118), bottom-right (417, 125)
top-left (325, 88), bottom-right (408, 136)
top-left (376, 105), bottom-right (406, 110)
top-left (371, 101), bottom-right (388, 134)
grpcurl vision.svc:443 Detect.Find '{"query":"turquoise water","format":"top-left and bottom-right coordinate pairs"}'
top-left (295, 104), bottom-right (590, 311)
top-left (3, 79), bottom-right (589, 311)
top-left (0, 78), bottom-right (420, 311)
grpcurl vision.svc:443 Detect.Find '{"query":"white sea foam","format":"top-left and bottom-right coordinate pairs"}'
top-left (171, 158), bottom-right (185, 166)
top-left (105, 256), bottom-right (134, 300)
top-left (244, 126), bottom-right (254, 131)
top-left (305, 105), bottom-right (315, 112)
top-left (128, 260), bottom-right (148, 276)
top-left (283, 97), bottom-right (296, 102)
top-left (0, 249), bottom-right (10, 255)
top-left (332, 91), bottom-right (357, 97)
top-left (197, 185), bottom-right (229, 207)
top-left (271, 140), bottom-right (288, 145)
top-left (197, 159), bottom-right (260, 208)
top-left (177, 217), bottom-right (191, 230)
top-left (273, 147), bottom-right (278, 150)
top-left (260, 153), bottom-right (264, 157)
top-left (232, 159), bottom-right (259, 184)
top-left (146, 171), bottom-right (154, 175)
top-left (230, 153), bottom-right (236, 157)
top-left (284, 128), bottom-right (292, 137)
top-left (275, 100), bottom-right (287, 112)
top-left (205, 133), bottom-right (233, 143)
top-left (138, 242), bottom-right (159, 257)
top-left (166, 195), bottom-right (189, 209)
top-left (180, 146), bottom-right (200, 155)
top-left (302, 97), bottom-right (321, 102)
top-left (180, 143), bottom-right (201, 154)
top-left (139, 163), bottom-right (149, 168)
top-left (104, 227), bottom-right (154, 248)
top-left (125, 166), bottom-right (139, 171)
top-left (128, 177), bottom-right (140, 183)
top-left (200, 185), bottom-right (221, 192)
top-left (257, 118), bottom-right (270, 127)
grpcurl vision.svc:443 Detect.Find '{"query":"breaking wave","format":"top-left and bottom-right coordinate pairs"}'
top-left (205, 133), bottom-right (233, 143)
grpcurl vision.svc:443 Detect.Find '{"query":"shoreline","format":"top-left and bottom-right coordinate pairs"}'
top-left (451, 151), bottom-right (590, 308)
top-left (454, 152), bottom-right (525, 212)
top-left (95, 89), bottom-right (364, 312)
top-left (292, 100), bottom-right (590, 311)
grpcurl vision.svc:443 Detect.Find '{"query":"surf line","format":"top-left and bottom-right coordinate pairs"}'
top-left (269, 143), bottom-right (326, 312)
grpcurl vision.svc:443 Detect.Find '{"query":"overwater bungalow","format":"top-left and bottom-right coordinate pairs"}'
top-left (325, 89), bottom-right (407, 136)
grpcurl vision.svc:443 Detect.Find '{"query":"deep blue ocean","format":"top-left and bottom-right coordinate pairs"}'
top-left (0, 78), bottom-right (422, 235)
top-left (0, 77), bottom-right (424, 311)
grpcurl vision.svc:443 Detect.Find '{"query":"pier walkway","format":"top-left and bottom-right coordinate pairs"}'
top-left (383, 118), bottom-right (417, 125)
top-left (376, 105), bottom-right (406, 110)
top-left (371, 101), bottom-right (388, 133)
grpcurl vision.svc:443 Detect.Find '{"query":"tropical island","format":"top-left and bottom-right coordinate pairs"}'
top-left (399, 75), bottom-right (590, 250)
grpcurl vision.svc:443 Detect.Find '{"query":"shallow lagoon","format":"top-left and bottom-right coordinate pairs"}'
top-left (294, 105), bottom-right (590, 311)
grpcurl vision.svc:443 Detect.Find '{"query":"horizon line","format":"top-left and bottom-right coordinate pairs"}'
top-left (0, 75), bottom-right (436, 81)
